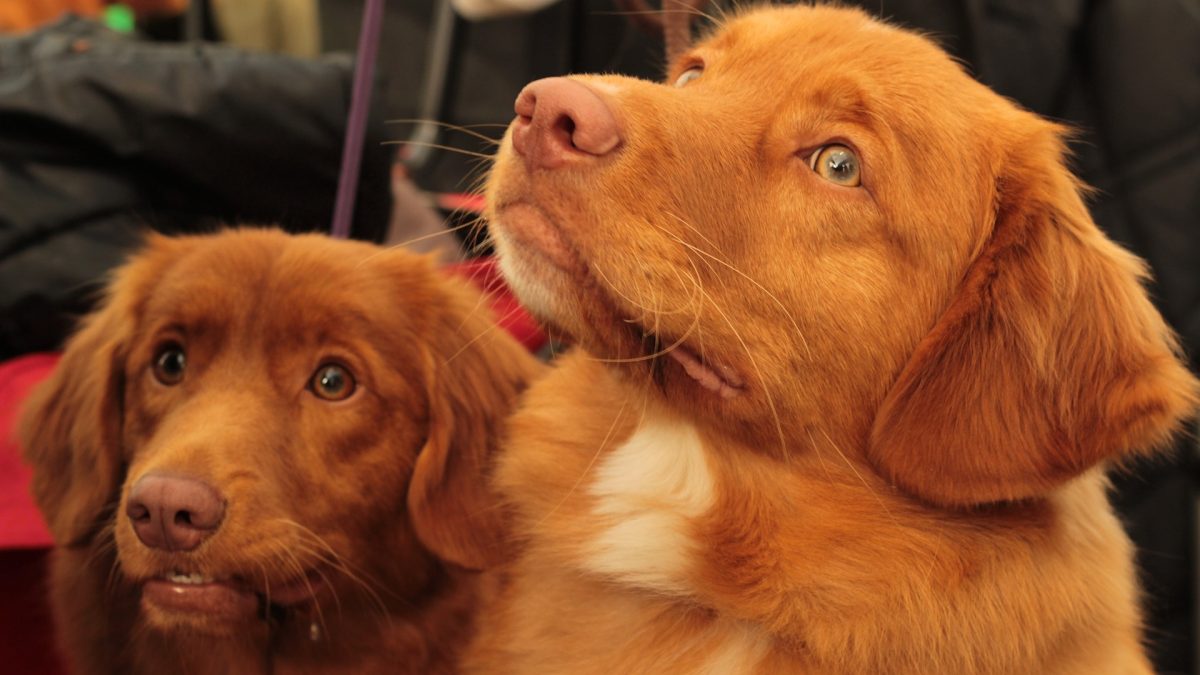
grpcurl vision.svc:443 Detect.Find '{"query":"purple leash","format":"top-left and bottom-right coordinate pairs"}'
top-left (331, 0), bottom-right (387, 239)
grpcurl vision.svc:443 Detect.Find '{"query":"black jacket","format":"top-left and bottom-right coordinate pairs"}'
top-left (0, 17), bottom-right (392, 360)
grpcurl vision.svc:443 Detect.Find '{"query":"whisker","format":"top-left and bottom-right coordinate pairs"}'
top-left (270, 519), bottom-right (396, 617)
top-left (279, 547), bottom-right (329, 641)
top-left (443, 303), bottom-right (527, 364)
top-left (661, 212), bottom-right (813, 359)
top-left (594, 6), bottom-right (720, 24)
top-left (372, 224), bottom-right (472, 260)
top-left (529, 394), bottom-right (635, 531)
top-left (382, 140), bottom-right (495, 161)
top-left (591, 263), bottom-right (697, 318)
top-left (385, 118), bottom-right (503, 146)
top-left (694, 281), bottom-right (788, 455)
top-left (386, 119), bottom-right (510, 130)
top-left (815, 427), bottom-right (897, 525)
top-left (803, 427), bottom-right (836, 486)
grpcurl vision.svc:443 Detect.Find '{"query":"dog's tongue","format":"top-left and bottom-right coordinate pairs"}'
top-left (666, 347), bottom-right (743, 398)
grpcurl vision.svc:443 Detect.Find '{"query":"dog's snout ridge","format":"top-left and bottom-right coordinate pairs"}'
top-left (126, 473), bottom-right (226, 551)
top-left (512, 77), bottom-right (622, 169)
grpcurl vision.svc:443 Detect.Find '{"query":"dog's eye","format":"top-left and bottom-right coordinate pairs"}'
top-left (310, 364), bottom-right (356, 401)
top-left (673, 66), bottom-right (703, 88)
top-left (152, 344), bottom-right (186, 385)
top-left (809, 144), bottom-right (862, 187)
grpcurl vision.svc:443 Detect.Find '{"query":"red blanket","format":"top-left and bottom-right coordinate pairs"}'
top-left (0, 353), bottom-right (64, 674)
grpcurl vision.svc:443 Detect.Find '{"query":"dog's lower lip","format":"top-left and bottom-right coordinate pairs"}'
top-left (142, 578), bottom-right (259, 619)
top-left (664, 343), bottom-right (744, 398)
top-left (142, 569), bottom-right (325, 618)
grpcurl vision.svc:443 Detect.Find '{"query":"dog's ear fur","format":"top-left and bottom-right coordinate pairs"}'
top-left (869, 122), bottom-right (1199, 507)
top-left (408, 279), bottom-right (541, 570)
top-left (19, 235), bottom-right (179, 546)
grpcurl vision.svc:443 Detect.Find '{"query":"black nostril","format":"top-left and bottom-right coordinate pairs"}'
top-left (174, 511), bottom-right (193, 527)
top-left (553, 114), bottom-right (577, 149)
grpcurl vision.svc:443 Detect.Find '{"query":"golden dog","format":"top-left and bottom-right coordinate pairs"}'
top-left (466, 6), bottom-right (1199, 674)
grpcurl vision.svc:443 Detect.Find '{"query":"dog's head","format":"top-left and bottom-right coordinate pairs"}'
top-left (487, 6), bottom-right (1197, 506)
top-left (20, 228), bottom-right (535, 635)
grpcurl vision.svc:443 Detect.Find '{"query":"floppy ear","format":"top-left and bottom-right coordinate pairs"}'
top-left (407, 279), bottom-right (542, 570)
top-left (18, 234), bottom-right (182, 546)
top-left (19, 286), bottom-right (132, 548)
top-left (869, 123), bottom-right (1199, 507)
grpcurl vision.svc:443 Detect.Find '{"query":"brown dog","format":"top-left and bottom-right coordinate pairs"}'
top-left (466, 5), bottom-right (1200, 674)
top-left (20, 228), bottom-right (541, 674)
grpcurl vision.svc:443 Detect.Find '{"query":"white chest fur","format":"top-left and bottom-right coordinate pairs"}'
top-left (582, 416), bottom-right (716, 596)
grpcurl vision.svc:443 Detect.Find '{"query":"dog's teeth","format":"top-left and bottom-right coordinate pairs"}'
top-left (166, 572), bottom-right (212, 585)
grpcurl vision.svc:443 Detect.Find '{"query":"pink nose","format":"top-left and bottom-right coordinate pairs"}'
top-left (511, 77), bottom-right (622, 170)
top-left (126, 473), bottom-right (225, 552)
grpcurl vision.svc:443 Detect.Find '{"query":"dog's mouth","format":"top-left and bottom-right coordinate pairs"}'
top-left (659, 340), bottom-right (745, 399)
top-left (494, 201), bottom-right (745, 398)
top-left (141, 567), bottom-right (326, 622)
top-left (631, 324), bottom-right (746, 399)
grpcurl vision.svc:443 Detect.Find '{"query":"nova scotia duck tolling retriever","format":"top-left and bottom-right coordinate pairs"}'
top-left (20, 228), bottom-right (541, 675)
top-left (466, 5), bottom-right (1200, 674)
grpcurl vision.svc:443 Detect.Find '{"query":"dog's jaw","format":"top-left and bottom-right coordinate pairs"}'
top-left (491, 199), bottom-right (747, 400)
top-left (136, 565), bottom-right (328, 636)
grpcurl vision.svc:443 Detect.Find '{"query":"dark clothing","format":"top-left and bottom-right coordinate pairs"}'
top-left (0, 17), bottom-right (392, 360)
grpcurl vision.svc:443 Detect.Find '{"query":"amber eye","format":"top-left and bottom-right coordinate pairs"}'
top-left (310, 364), bottom-right (356, 401)
top-left (809, 144), bottom-right (862, 187)
top-left (673, 66), bottom-right (703, 87)
top-left (152, 344), bottom-right (186, 385)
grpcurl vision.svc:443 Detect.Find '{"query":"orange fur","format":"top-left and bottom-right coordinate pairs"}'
top-left (468, 6), bottom-right (1199, 674)
top-left (19, 228), bottom-right (542, 674)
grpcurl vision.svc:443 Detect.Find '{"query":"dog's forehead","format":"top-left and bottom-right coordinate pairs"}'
top-left (704, 7), bottom-right (972, 113)
top-left (137, 234), bottom-right (412, 338)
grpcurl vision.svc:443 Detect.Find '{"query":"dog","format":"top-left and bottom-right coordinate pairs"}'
top-left (464, 5), bottom-right (1200, 674)
top-left (20, 228), bottom-right (541, 674)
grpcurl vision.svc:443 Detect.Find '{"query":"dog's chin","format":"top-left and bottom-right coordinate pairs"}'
top-left (492, 203), bottom-right (746, 400)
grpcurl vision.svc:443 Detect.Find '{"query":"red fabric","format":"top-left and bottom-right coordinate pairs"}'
top-left (0, 354), bottom-right (65, 675)
top-left (1, 353), bottom-right (58, 549)
top-left (445, 258), bottom-right (547, 352)
top-left (435, 192), bottom-right (487, 214)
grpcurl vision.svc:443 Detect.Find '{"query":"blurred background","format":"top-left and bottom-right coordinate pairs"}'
top-left (0, 0), bottom-right (1196, 673)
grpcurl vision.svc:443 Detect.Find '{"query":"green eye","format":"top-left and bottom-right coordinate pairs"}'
top-left (310, 364), bottom-right (356, 401)
top-left (152, 344), bottom-right (186, 385)
top-left (810, 144), bottom-right (862, 187)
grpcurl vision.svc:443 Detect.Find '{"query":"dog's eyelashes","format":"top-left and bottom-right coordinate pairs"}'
top-left (152, 344), bottom-right (186, 385)
top-left (673, 66), bottom-right (704, 88)
top-left (809, 144), bottom-right (862, 187)
top-left (309, 364), bottom-right (357, 402)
